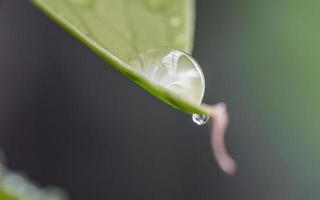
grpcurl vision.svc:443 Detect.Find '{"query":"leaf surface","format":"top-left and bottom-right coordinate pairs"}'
top-left (31, 0), bottom-right (212, 115)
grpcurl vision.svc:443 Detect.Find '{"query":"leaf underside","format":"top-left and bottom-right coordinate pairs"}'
top-left (31, 0), bottom-right (210, 115)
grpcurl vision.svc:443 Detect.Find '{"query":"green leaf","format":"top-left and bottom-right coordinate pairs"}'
top-left (0, 190), bottom-right (17, 200)
top-left (30, 0), bottom-right (211, 115)
top-left (30, 0), bottom-right (237, 175)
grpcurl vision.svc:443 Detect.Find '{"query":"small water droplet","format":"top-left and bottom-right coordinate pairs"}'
top-left (169, 16), bottom-right (181, 27)
top-left (145, 0), bottom-right (169, 10)
top-left (69, 0), bottom-right (94, 8)
top-left (192, 114), bottom-right (209, 125)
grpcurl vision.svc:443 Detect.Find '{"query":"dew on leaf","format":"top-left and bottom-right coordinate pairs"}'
top-left (130, 48), bottom-right (205, 105)
top-left (192, 113), bottom-right (209, 125)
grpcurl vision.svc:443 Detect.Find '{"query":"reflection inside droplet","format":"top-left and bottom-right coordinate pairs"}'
top-left (192, 113), bottom-right (209, 125)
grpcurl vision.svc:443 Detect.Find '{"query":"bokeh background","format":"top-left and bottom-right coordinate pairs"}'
top-left (0, 0), bottom-right (319, 199)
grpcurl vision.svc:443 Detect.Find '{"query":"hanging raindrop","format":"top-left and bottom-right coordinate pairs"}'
top-left (192, 113), bottom-right (209, 125)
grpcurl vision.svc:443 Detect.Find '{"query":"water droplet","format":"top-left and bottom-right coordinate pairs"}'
top-left (69, 0), bottom-right (94, 8)
top-left (192, 114), bottom-right (209, 125)
top-left (169, 16), bottom-right (181, 27)
top-left (130, 49), bottom-right (205, 105)
top-left (145, 0), bottom-right (169, 10)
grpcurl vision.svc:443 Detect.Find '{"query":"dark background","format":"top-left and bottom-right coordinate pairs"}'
top-left (0, 0), bottom-right (312, 200)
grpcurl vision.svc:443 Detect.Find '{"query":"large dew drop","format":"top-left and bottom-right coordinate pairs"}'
top-left (130, 49), bottom-right (205, 105)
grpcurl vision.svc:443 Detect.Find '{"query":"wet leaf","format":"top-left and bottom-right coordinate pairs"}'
top-left (30, 0), bottom-right (213, 115)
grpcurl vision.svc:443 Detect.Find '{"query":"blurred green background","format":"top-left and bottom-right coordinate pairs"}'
top-left (196, 0), bottom-right (320, 199)
top-left (0, 0), bottom-right (320, 200)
